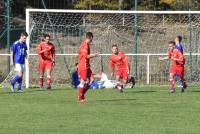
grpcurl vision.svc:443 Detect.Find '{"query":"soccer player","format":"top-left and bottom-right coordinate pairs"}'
top-left (37, 34), bottom-right (55, 89)
top-left (109, 44), bottom-right (130, 92)
top-left (77, 32), bottom-right (98, 102)
top-left (159, 41), bottom-right (186, 93)
top-left (175, 35), bottom-right (183, 54)
top-left (10, 32), bottom-right (28, 92)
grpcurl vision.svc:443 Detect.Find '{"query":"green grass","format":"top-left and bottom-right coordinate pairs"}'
top-left (0, 86), bottom-right (200, 134)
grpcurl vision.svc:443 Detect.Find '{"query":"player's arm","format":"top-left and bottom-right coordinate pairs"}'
top-left (123, 55), bottom-right (130, 74)
top-left (51, 44), bottom-right (56, 64)
top-left (159, 56), bottom-right (169, 61)
top-left (171, 52), bottom-right (184, 62)
top-left (109, 57), bottom-right (115, 78)
top-left (37, 44), bottom-right (44, 61)
top-left (80, 46), bottom-right (98, 59)
top-left (159, 51), bottom-right (171, 61)
top-left (87, 53), bottom-right (99, 59)
top-left (37, 43), bottom-right (48, 54)
top-left (10, 44), bottom-right (14, 66)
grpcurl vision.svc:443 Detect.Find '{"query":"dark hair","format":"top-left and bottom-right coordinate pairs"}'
top-left (86, 32), bottom-right (93, 39)
top-left (43, 34), bottom-right (50, 38)
top-left (168, 41), bottom-right (176, 46)
top-left (20, 32), bottom-right (28, 37)
top-left (176, 35), bottom-right (182, 42)
top-left (75, 63), bottom-right (78, 66)
top-left (112, 44), bottom-right (118, 48)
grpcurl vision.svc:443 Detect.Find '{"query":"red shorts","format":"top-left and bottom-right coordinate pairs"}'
top-left (169, 66), bottom-right (184, 79)
top-left (116, 69), bottom-right (128, 81)
top-left (78, 68), bottom-right (93, 81)
top-left (39, 60), bottom-right (53, 72)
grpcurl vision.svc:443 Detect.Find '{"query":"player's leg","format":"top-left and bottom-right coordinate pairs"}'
top-left (115, 71), bottom-right (123, 92)
top-left (83, 69), bottom-right (94, 95)
top-left (45, 61), bottom-right (53, 89)
top-left (177, 67), bottom-right (186, 92)
top-left (169, 72), bottom-right (175, 93)
top-left (16, 64), bottom-right (25, 92)
top-left (10, 64), bottom-right (22, 92)
top-left (122, 70), bottom-right (128, 89)
top-left (77, 70), bottom-right (87, 102)
top-left (38, 61), bottom-right (45, 89)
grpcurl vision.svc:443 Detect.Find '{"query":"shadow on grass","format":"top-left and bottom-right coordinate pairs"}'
top-left (95, 98), bottom-right (136, 102)
top-left (125, 90), bottom-right (157, 94)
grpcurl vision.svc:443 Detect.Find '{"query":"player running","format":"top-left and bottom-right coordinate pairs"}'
top-left (10, 32), bottom-right (28, 92)
top-left (37, 34), bottom-right (55, 89)
top-left (159, 41), bottom-right (186, 93)
top-left (109, 44), bottom-right (130, 92)
top-left (77, 32), bottom-right (98, 102)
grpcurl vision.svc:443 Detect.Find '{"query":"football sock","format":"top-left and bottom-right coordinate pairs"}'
top-left (78, 83), bottom-right (85, 100)
top-left (39, 77), bottom-right (43, 88)
top-left (11, 75), bottom-right (20, 87)
top-left (46, 76), bottom-right (51, 88)
top-left (169, 78), bottom-right (174, 90)
top-left (17, 77), bottom-right (22, 91)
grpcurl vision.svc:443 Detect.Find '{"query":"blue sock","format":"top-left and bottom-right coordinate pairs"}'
top-left (11, 75), bottom-right (20, 87)
top-left (17, 77), bottom-right (22, 91)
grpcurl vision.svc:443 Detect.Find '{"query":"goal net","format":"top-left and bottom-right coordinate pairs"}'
top-left (25, 9), bottom-right (200, 88)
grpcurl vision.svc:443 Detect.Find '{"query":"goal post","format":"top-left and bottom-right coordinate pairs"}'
top-left (25, 9), bottom-right (200, 88)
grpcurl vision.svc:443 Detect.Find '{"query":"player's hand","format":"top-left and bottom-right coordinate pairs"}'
top-left (158, 57), bottom-right (163, 61)
top-left (94, 52), bottom-right (99, 57)
top-left (127, 70), bottom-right (130, 75)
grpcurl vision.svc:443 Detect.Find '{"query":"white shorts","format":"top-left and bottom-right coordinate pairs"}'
top-left (15, 64), bottom-right (25, 72)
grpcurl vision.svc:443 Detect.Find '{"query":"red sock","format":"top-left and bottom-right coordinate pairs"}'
top-left (78, 87), bottom-right (84, 101)
top-left (46, 76), bottom-right (51, 88)
top-left (169, 79), bottom-right (174, 90)
top-left (39, 77), bottom-right (43, 88)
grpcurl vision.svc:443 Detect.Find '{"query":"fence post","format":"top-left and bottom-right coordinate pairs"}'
top-left (147, 54), bottom-right (150, 84)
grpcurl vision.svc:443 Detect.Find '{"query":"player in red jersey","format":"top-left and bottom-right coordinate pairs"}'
top-left (109, 44), bottom-right (130, 92)
top-left (37, 34), bottom-right (55, 89)
top-left (77, 32), bottom-right (99, 102)
top-left (159, 41), bottom-right (186, 93)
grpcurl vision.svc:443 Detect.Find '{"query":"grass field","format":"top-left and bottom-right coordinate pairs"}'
top-left (0, 86), bottom-right (200, 134)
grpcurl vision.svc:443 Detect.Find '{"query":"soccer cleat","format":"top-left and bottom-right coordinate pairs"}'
top-left (17, 90), bottom-right (23, 93)
top-left (9, 82), bottom-right (14, 92)
top-left (169, 89), bottom-right (175, 93)
top-left (46, 86), bottom-right (51, 90)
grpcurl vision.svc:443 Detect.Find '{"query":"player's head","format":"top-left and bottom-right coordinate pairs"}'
top-left (168, 41), bottom-right (176, 51)
top-left (175, 35), bottom-right (182, 43)
top-left (43, 34), bottom-right (51, 43)
top-left (85, 32), bottom-right (93, 44)
top-left (19, 32), bottom-right (28, 43)
top-left (111, 44), bottom-right (119, 55)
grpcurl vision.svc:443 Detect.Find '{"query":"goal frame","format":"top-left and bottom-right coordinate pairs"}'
top-left (25, 9), bottom-right (200, 88)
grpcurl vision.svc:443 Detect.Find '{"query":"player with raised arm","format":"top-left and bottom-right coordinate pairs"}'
top-left (77, 32), bottom-right (98, 102)
top-left (10, 32), bottom-right (28, 92)
top-left (109, 44), bottom-right (130, 93)
top-left (159, 41), bottom-right (186, 93)
top-left (37, 34), bottom-right (55, 89)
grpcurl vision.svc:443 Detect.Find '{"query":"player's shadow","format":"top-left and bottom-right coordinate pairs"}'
top-left (125, 90), bottom-right (157, 94)
top-left (95, 98), bottom-right (136, 102)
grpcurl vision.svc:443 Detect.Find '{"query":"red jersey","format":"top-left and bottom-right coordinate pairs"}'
top-left (37, 42), bottom-right (55, 61)
top-left (78, 40), bottom-right (90, 71)
top-left (109, 51), bottom-right (129, 71)
top-left (168, 48), bottom-right (185, 68)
